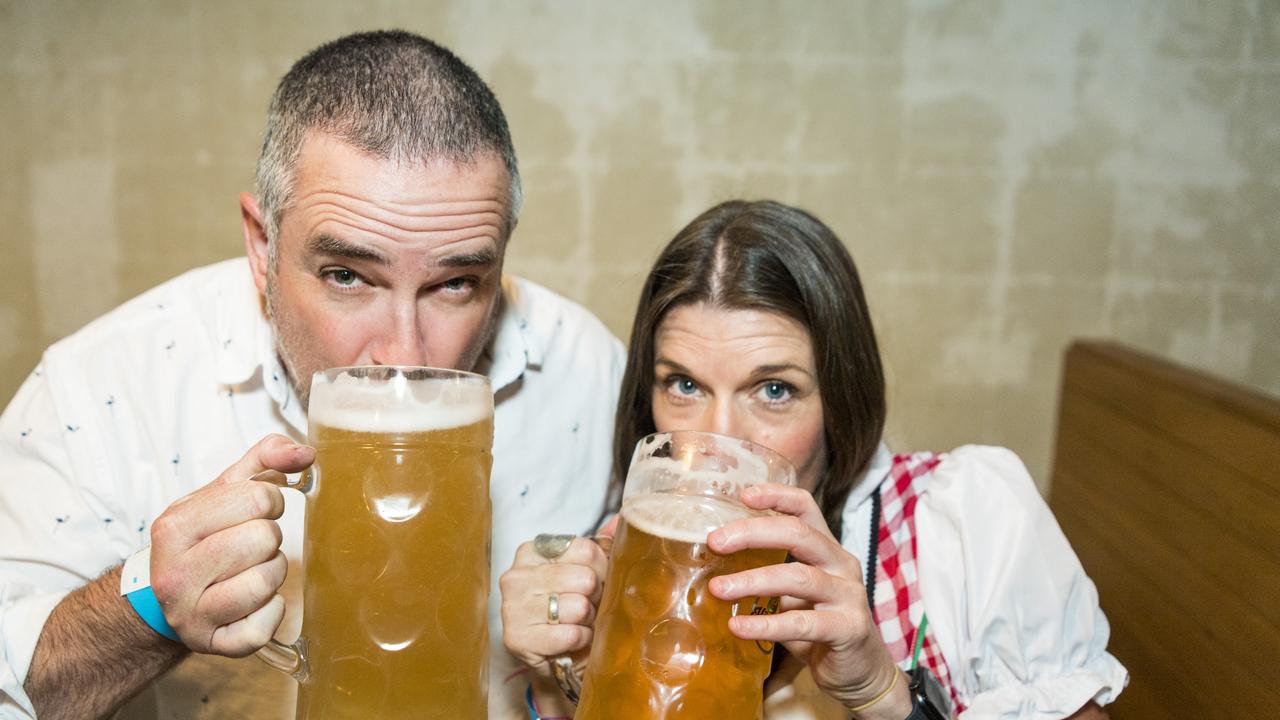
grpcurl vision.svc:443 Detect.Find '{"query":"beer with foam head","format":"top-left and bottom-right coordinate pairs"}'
top-left (296, 367), bottom-right (493, 718)
top-left (576, 431), bottom-right (795, 720)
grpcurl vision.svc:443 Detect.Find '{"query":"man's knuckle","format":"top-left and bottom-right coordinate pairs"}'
top-left (247, 621), bottom-right (275, 649)
top-left (265, 519), bottom-right (283, 546)
top-left (249, 566), bottom-right (278, 600)
top-left (151, 514), bottom-right (180, 545)
top-left (150, 571), bottom-right (179, 602)
top-left (238, 518), bottom-right (273, 550)
top-left (247, 484), bottom-right (278, 516)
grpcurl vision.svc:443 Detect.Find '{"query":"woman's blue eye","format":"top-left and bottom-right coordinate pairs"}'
top-left (761, 381), bottom-right (791, 402)
top-left (663, 376), bottom-right (698, 397)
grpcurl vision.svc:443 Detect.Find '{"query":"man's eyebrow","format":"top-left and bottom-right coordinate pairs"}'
top-left (304, 234), bottom-right (389, 265)
top-left (437, 247), bottom-right (498, 269)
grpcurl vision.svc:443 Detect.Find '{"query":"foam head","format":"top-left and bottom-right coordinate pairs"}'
top-left (623, 431), bottom-right (796, 503)
top-left (622, 492), bottom-right (759, 545)
top-left (308, 367), bottom-right (493, 434)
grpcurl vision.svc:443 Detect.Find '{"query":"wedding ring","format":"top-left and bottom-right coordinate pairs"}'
top-left (533, 533), bottom-right (575, 561)
top-left (547, 593), bottom-right (560, 624)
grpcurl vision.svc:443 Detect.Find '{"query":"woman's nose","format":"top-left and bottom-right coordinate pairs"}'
top-left (704, 401), bottom-right (744, 440)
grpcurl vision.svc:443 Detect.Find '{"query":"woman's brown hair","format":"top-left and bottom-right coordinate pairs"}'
top-left (611, 200), bottom-right (886, 539)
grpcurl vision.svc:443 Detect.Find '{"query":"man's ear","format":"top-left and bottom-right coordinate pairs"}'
top-left (240, 192), bottom-right (270, 295)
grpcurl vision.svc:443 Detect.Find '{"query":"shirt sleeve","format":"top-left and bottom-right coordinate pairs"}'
top-left (916, 445), bottom-right (1128, 719)
top-left (0, 368), bottom-right (123, 718)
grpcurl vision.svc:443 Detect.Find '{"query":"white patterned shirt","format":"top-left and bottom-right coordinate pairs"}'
top-left (0, 258), bottom-right (625, 719)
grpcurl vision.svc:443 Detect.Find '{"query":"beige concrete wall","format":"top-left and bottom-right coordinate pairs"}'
top-left (3, 1), bottom-right (1277, 489)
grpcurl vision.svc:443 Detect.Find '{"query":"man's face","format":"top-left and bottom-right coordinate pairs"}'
top-left (242, 133), bottom-right (510, 408)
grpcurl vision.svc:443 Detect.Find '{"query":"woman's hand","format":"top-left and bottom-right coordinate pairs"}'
top-left (706, 484), bottom-right (912, 718)
top-left (499, 523), bottom-right (614, 677)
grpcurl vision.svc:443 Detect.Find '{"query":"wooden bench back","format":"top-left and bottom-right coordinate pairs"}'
top-left (1049, 341), bottom-right (1280, 717)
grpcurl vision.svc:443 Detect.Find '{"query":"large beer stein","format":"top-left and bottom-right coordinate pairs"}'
top-left (576, 431), bottom-right (797, 719)
top-left (257, 366), bottom-right (494, 718)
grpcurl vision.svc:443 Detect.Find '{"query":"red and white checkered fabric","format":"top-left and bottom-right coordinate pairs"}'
top-left (871, 452), bottom-right (965, 715)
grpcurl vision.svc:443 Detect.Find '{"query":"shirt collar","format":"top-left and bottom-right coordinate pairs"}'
top-left (213, 258), bottom-right (268, 388)
top-left (211, 259), bottom-right (306, 433)
top-left (841, 442), bottom-right (894, 523)
top-left (480, 276), bottom-right (542, 393)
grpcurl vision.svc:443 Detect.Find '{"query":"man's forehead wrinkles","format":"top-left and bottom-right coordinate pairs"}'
top-left (301, 220), bottom-right (500, 266)
top-left (310, 191), bottom-right (505, 213)
top-left (307, 223), bottom-right (502, 250)
top-left (304, 196), bottom-right (504, 232)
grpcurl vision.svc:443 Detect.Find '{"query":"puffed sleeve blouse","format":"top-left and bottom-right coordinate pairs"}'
top-left (763, 445), bottom-right (1128, 719)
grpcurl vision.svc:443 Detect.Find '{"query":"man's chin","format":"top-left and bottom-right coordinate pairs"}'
top-left (292, 380), bottom-right (311, 413)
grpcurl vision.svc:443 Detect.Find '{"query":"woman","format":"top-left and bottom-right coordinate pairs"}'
top-left (500, 200), bottom-right (1126, 719)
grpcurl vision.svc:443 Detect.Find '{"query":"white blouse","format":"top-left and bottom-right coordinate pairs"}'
top-left (764, 445), bottom-right (1128, 719)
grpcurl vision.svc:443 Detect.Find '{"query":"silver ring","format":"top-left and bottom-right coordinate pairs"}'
top-left (533, 533), bottom-right (575, 561)
top-left (547, 593), bottom-right (560, 624)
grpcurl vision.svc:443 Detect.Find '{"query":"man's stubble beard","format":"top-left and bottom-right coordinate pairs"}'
top-left (264, 267), bottom-right (317, 411)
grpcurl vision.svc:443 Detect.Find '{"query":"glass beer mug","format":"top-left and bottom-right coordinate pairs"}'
top-left (576, 431), bottom-right (797, 719)
top-left (256, 366), bottom-right (494, 718)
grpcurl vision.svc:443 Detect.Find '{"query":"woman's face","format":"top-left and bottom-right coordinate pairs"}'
top-left (650, 302), bottom-right (828, 492)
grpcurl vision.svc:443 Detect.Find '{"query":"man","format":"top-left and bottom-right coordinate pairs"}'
top-left (0, 31), bottom-right (623, 719)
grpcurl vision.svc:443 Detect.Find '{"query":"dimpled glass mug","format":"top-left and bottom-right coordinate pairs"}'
top-left (575, 430), bottom-right (797, 719)
top-left (257, 366), bottom-right (494, 719)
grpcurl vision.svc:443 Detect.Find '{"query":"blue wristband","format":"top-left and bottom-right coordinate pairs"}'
top-left (120, 545), bottom-right (181, 643)
top-left (123, 585), bottom-right (181, 642)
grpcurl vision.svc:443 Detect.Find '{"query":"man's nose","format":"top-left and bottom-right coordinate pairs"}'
top-left (370, 307), bottom-right (428, 367)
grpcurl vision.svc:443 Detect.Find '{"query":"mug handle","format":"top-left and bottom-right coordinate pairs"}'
top-left (549, 532), bottom-right (613, 704)
top-left (247, 467), bottom-right (315, 682)
top-left (257, 637), bottom-right (308, 681)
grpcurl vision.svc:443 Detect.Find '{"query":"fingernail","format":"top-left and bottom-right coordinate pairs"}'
top-left (708, 529), bottom-right (726, 546)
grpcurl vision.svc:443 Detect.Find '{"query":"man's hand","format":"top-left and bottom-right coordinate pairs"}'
top-left (150, 434), bottom-right (314, 656)
top-left (26, 434), bottom-right (315, 719)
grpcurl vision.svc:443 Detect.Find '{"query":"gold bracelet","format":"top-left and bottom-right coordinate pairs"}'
top-left (846, 667), bottom-right (901, 715)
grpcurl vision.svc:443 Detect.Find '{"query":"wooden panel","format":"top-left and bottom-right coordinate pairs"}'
top-left (1056, 342), bottom-right (1280, 489)
top-left (1048, 341), bottom-right (1280, 719)
top-left (1055, 470), bottom-right (1277, 711)
top-left (1056, 386), bottom-right (1280, 563)
top-left (1055, 427), bottom-right (1280, 656)
top-left (1057, 392), bottom-right (1280, 600)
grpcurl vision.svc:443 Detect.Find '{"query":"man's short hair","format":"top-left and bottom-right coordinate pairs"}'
top-left (254, 30), bottom-right (521, 251)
